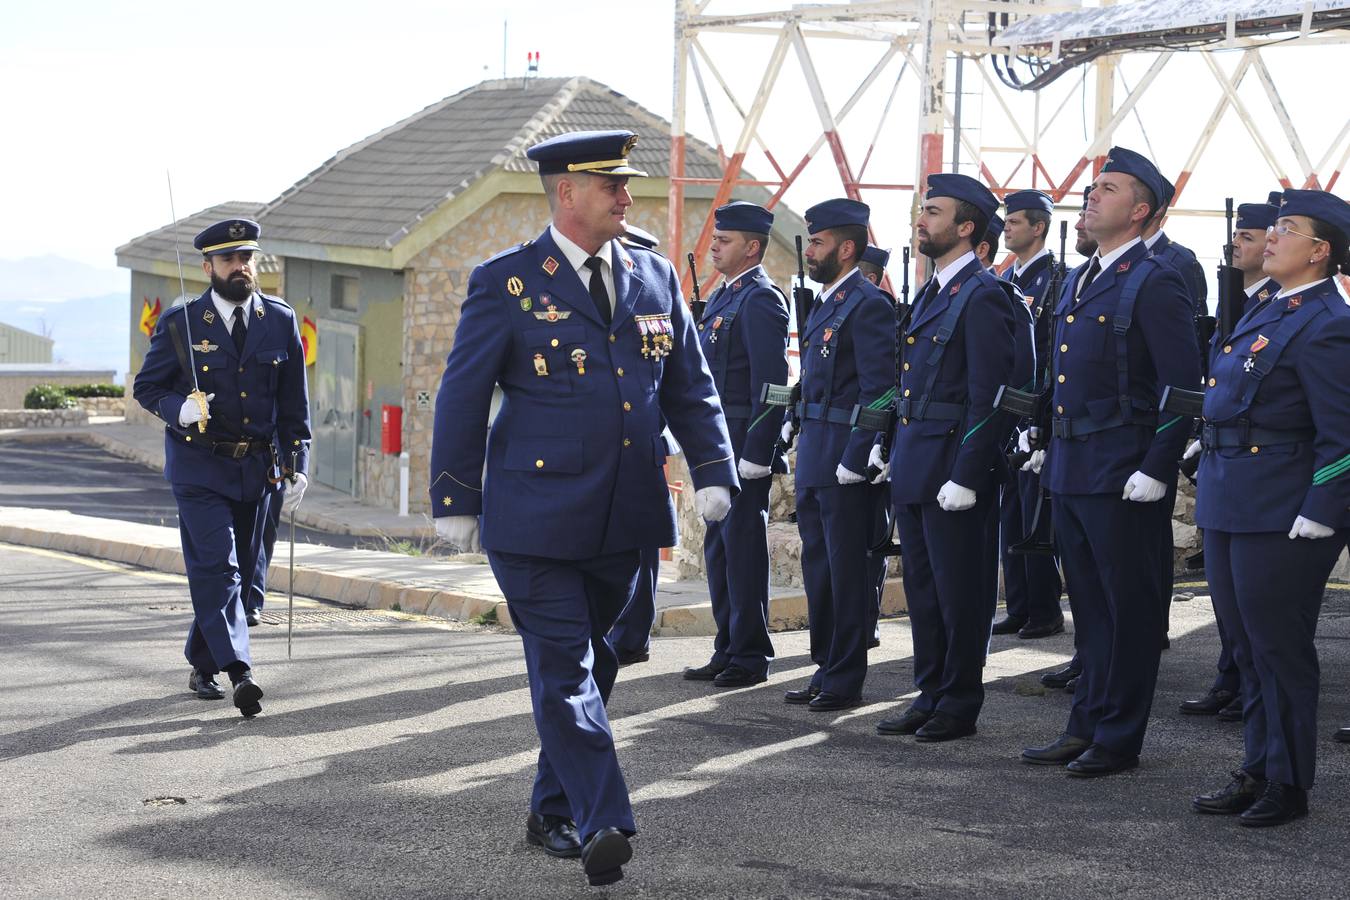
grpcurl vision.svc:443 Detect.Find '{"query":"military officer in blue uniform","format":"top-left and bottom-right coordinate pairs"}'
top-left (133, 218), bottom-right (311, 719)
top-left (974, 213), bottom-right (1004, 269)
top-left (681, 201), bottom-right (789, 688)
top-left (858, 242), bottom-right (896, 649)
top-left (1144, 176), bottom-right (1209, 312)
top-left (782, 199), bottom-right (893, 711)
top-left (1021, 148), bottom-right (1201, 775)
top-left (428, 130), bottom-right (737, 887)
top-left (873, 174), bottom-right (1020, 742)
top-left (1178, 197), bottom-right (1282, 721)
top-left (1190, 190), bottom-right (1350, 826)
top-left (995, 190), bottom-right (1065, 640)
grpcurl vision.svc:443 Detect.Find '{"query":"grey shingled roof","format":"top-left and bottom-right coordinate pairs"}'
top-left (256, 76), bottom-right (727, 251)
top-left (116, 201), bottom-right (279, 273)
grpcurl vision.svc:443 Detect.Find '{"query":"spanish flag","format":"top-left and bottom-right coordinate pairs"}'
top-left (301, 316), bottom-right (318, 366)
top-left (139, 297), bottom-right (162, 337)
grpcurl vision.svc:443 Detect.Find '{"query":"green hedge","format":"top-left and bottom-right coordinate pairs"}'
top-left (23, 384), bottom-right (79, 409)
top-left (63, 383), bottom-right (124, 398)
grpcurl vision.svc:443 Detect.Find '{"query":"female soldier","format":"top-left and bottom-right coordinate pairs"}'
top-left (1190, 190), bottom-right (1350, 827)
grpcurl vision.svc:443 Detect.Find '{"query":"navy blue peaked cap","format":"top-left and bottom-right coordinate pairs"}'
top-left (715, 201), bottom-right (774, 234)
top-left (1279, 189), bottom-right (1350, 243)
top-left (1235, 202), bottom-right (1279, 231)
top-left (526, 130), bottom-right (648, 177)
top-left (861, 245), bottom-right (890, 268)
top-left (194, 218), bottom-right (261, 256)
top-left (1005, 190), bottom-right (1054, 216)
top-left (805, 198), bottom-right (870, 234)
top-left (926, 173), bottom-right (999, 220)
top-left (1100, 146), bottom-right (1167, 211)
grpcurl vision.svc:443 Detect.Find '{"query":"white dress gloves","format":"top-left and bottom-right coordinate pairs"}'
top-left (435, 515), bottom-right (482, 553)
top-left (696, 486), bottom-right (733, 522)
top-left (937, 480), bottom-right (976, 512)
top-left (1122, 470), bottom-right (1167, 503)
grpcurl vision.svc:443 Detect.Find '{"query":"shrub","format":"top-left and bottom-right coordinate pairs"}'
top-left (23, 384), bottom-right (79, 409)
top-left (63, 384), bottom-right (124, 398)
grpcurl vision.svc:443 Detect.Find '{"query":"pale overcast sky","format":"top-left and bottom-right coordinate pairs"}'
top-left (2, 0), bottom-right (1345, 280)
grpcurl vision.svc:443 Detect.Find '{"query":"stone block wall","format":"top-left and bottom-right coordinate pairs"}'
top-left (73, 397), bottom-right (126, 417)
top-left (358, 447), bottom-right (402, 509)
top-left (0, 409), bottom-right (89, 428)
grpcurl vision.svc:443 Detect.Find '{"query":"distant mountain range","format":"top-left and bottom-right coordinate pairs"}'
top-left (0, 256), bottom-right (129, 381)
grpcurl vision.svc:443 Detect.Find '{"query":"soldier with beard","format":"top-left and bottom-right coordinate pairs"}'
top-left (134, 218), bottom-right (311, 718)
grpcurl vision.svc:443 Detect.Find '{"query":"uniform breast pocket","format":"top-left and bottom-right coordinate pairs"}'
top-left (503, 437), bottom-right (584, 474)
top-left (523, 325), bottom-right (589, 396)
top-left (256, 348), bottom-right (288, 389)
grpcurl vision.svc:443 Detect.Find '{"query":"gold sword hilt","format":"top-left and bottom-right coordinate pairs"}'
top-left (187, 389), bottom-right (210, 433)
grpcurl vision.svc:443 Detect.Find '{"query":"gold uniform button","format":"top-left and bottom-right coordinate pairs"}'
top-left (535, 459), bottom-right (544, 468)
top-left (616, 367), bottom-right (624, 377)
top-left (1066, 314), bottom-right (1075, 323)
top-left (272, 359), bottom-right (279, 366)
top-left (609, 334), bottom-right (616, 343)
top-left (238, 367), bottom-right (245, 374)
top-left (1223, 345), bottom-right (1232, 354)
top-left (1056, 405), bottom-right (1065, 414)
top-left (623, 402), bottom-right (632, 411)
top-left (1250, 446), bottom-right (1260, 454)
top-left (901, 417), bottom-right (909, 426)
top-left (184, 435), bottom-right (192, 442)
top-left (698, 324), bottom-right (705, 331)
top-left (1098, 315), bottom-right (1106, 323)
top-left (1208, 377), bottom-right (1217, 387)
top-left (550, 338), bottom-right (559, 347)
top-left (240, 391), bottom-right (247, 398)
top-left (242, 417), bottom-right (250, 424)
top-left (201, 365), bottom-right (209, 372)
top-left (293, 440), bottom-right (300, 446)
top-left (906, 336), bottom-right (916, 345)
top-left (903, 389), bottom-right (911, 397)
top-left (902, 362), bottom-right (910, 371)
top-left (623, 438), bottom-right (631, 447)
top-left (1060, 344), bottom-right (1068, 353)
top-left (1057, 374), bottom-right (1066, 383)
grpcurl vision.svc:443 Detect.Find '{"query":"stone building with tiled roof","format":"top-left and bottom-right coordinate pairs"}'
top-left (118, 75), bottom-right (804, 524)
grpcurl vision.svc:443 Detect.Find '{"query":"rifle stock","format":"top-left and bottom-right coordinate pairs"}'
top-left (687, 252), bottom-right (706, 324)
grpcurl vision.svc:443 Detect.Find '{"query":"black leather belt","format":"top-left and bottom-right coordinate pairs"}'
top-left (795, 402), bottom-right (855, 425)
top-left (1200, 422), bottom-right (1314, 449)
top-left (896, 397), bottom-right (966, 421)
top-left (171, 430), bottom-right (272, 459)
top-left (1051, 411), bottom-right (1156, 439)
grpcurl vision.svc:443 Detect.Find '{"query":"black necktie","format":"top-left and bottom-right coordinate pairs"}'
top-left (584, 257), bottom-right (611, 326)
top-left (912, 278), bottom-right (938, 318)
top-left (1077, 257), bottom-right (1102, 300)
top-left (230, 306), bottom-right (246, 354)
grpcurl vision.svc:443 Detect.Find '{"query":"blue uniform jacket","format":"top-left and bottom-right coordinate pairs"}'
top-left (133, 291), bottom-right (311, 501)
top-left (1151, 233), bottom-right (1208, 312)
top-left (888, 259), bottom-right (1019, 504)
top-left (429, 228), bottom-right (738, 560)
top-left (1011, 253), bottom-right (1055, 310)
top-left (697, 265), bottom-right (790, 472)
top-left (792, 269), bottom-right (894, 489)
top-left (1196, 277), bottom-right (1350, 532)
top-left (1043, 241), bottom-right (1201, 494)
top-left (1242, 278), bottom-right (1280, 318)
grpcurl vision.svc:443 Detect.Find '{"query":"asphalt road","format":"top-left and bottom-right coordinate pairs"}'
top-left (4, 543), bottom-right (1350, 899)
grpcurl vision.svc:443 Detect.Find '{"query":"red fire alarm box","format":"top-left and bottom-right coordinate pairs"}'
top-left (381, 405), bottom-right (403, 455)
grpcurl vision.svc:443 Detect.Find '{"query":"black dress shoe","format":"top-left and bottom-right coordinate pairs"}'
top-left (1040, 663), bottom-right (1080, 689)
top-left (682, 662), bottom-right (725, 681)
top-left (616, 649), bottom-right (649, 667)
top-left (581, 827), bottom-right (632, 887)
top-left (914, 711), bottom-right (976, 743)
top-left (188, 669), bottom-right (225, 701)
top-left (1021, 733), bottom-right (1091, 766)
top-left (713, 665), bottom-right (767, 688)
top-left (245, 610), bottom-right (261, 627)
top-left (991, 615), bottom-right (1027, 635)
top-left (877, 706), bottom-right (931, 735)
top-left (1018, 617), bottom-right (1065, 639)
top-left (1063, 676), bottom-right (1079, 694)
top-left (525, 812), bottom-right (581, 858)
top-left (808, 691), bottom-right (860, 711)
top-left (1065, 744), bottom-right (1138, 778)
top-left (1216, 698), bottom-right (1243, 722)
top-left (231, 673), bottom-right (263, 718)
top-left (1335, 726), bottom-right (1350, 744)
top-left (867, 636), bottom-right (881, 649)
top-left (784, 686), bottom-right (821, 705)
top-left (1179, 688), bottom-right (1237, 716)
top-left (1239, 782), bottom-right (1308, 827)
top-left (1192, 771), bottom-right (1266, 815)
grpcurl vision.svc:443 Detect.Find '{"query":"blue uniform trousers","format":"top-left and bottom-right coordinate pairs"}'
top-left (865, 482), bottom-right (889, 642)
top-left (247, 490), bottom-right (283, 613)
top-left (1053, 493), bottom-right (1164, 757)
top-left (1210, 606), bottom-right (1240, 694)
top-left (608, 547), bottom-right (660, 657)
top-left (173, 484), bottom-right (265, 674)
top-left (894, 493), bottom-right (1000, 723)
top-left (1205, 529), bottom-right (1348, 788)
top-left (796, 482), bottom-right (873, 699)
top-left (1000, 470), bottom-right (1063, 626)
top-left (703, 474), bottom-right (775, 675)
top-left (487, 548), bottom-right (639, 840)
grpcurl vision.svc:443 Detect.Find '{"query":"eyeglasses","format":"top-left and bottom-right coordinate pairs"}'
top-left (1267, 222), bottom-right (1325, 243)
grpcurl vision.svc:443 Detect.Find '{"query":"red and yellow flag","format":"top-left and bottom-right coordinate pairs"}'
top-left (139, 297), bottom-right (162, 337)
top-left (300, 316), bottom-right (318, 366)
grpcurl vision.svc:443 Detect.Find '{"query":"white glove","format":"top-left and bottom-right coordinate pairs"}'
top-left (1017, 429), bottom-right (1031, 454)
top-left (780, 421), bottom-right (795, 445)
top-left (435, 515), bottom-right (482, 553)
top-left (936, 479), bottom-right (976, 511)
top-left (1122, 470), bottom-right (1167, 503)
top-left (280, 473), bottom-right (308, 516)
top-left (737, 458), bottom-right (772, 480)
top-left (695, 486), bottom-right (733, 522)
top-left (1289, 516), bottom-right (1335, 540)
top-left (177, 393), bottom-right (215, 427)
top-left (1183, 439), bottom-right (1201, 461)
top-left (836, 464), bottom-right (866, 485)
top-left (1022, 449), bottom-right (1045, 474)
top-left (867, 444), bottom-right (890, 484)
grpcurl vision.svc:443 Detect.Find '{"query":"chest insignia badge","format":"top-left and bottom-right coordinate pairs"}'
top-left (1257, 289), bottom-right (1270, 301)
top-left (196, 340), bottom-right (218, 353)
top-left (533, 353), bottom-right (548, 377)
top-left (506, 276), bottom-right (524, 297)
top-left (571, 348), bottom-right (587, 375)
top-left (520, 297), bottom-right (532, 312)
top-left (950, 282), bottom-right (961, 295)
top-left (1287, 295), bottom-right (1302, 309)
top-left (542, 257), bottom-right (560, 277)
top-left (535, 309), bottom-right (572, 322)
top-left (1250, 335), bottom-right (1269, 353)
top-left (202, 309), bottom-right (216, 325)
top-left (1117, 260), bottom-right (1132, 273)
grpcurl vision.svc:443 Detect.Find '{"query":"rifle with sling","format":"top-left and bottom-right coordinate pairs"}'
top-left (688, 253), bottom-right (706, 325)
top-left (865, 246), bottom-right (912, 560)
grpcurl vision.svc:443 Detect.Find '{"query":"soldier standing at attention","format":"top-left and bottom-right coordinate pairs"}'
top-left (874, 175), bottom-right (1018, 743)
top-left (1190, 190), bottom-right (1350, 826)
top-left (1021, 148), bottom-right (1200, 776)
top-left (681, 201), bottom-right (789, 688)
top-left (857, 242), bottom-right (896, 651)
top-left (782, 199), bottom-right (894, 711)
top-left (133, 218), bottom-right (311, 719)
top-left (428, 130), bottom-right (737, 887)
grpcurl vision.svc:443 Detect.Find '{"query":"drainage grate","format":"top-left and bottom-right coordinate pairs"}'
top-left (257, 608), bottom-right (406, 626)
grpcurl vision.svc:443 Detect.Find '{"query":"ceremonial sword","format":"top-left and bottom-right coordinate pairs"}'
top-left (166, 171), bottom-right (210, 432)
top-left (288, 451), bottom-right (297, 659)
